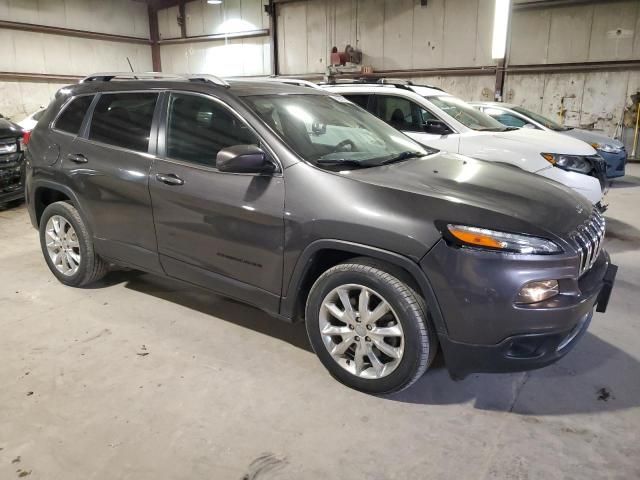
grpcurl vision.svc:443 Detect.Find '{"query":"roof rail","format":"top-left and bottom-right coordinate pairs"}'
top-left (80, 72), bottom-right (230, 87)
top-left (321, 76), bottom-right (444, 92)
top-left (265, 77), bottom-right (325, 90)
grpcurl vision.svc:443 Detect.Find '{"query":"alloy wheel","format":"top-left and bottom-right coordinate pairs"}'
top-left (318, 284), bottom-right (405, 379)
top-left (45, 215), bottom-right (81, 276)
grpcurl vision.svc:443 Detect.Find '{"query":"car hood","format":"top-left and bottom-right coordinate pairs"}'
top-left (491, 128), bottom-right (597, 155)
top-left (345, 152), bottom-right (591, 239)
top-left (0, 118), bottom-right (24, 137)
top-left (562, 128), bottom-right (624, 149)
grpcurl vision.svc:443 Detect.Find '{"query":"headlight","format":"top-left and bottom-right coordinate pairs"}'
top-left (0, 142), bottom-right (17, 154)
top-left (446, 224), bottom-right (562, 254)
top-left (591, 142), bottom-right (622, 154)
top-left (541, 153), bottom-right (591, 174)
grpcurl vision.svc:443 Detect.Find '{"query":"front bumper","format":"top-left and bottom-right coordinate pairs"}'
top-left (421, 240), bottom-right (616, 378)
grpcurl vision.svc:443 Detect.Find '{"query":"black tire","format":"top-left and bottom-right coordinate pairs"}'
top-left (305, 260), bottom-right (438, 395)
top-left (39, 201), bottom-right (108, 287)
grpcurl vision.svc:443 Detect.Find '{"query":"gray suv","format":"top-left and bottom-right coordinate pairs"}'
top-left (25, 73), bottom-right (617, 394)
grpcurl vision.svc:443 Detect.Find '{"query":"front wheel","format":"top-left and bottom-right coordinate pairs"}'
top-left (39, 201), bottom-right (108, 287)
top-left (305, 261), bottom-right (437, 394)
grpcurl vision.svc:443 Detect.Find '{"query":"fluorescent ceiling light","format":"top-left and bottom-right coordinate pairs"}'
top-left (491, 0), bottom-right (510, 59)
top-left (207, 0), bottom-right (223, 4)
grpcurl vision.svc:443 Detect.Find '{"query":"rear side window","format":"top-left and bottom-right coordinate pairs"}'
top-left (54, 96), bottom-right (93, 134)
top-left (89, 93), bottom-right (158, 153)
top-left (166, 93), bottom-right (258, 166)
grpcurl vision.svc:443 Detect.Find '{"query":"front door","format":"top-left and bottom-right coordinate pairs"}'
top-left (149, 92), bottom-right (285, 313)
top-left (372, 94), bottom-right (461, 153)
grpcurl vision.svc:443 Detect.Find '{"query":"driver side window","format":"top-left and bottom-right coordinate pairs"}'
top-left (375, 95), bottom-right (424, 132)
top-left (166, 93), bottom-right (259, 167)
top-left (486, 110), bottom-right (528, 128)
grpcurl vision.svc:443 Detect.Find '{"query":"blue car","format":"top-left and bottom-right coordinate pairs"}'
top-left (472, 102), bottom-right (626, 178)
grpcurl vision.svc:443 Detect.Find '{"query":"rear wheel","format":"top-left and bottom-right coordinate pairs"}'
top-left (305, 260), bottom-right (437, 394)
top-left (39, 201), bottom-right (108, 287)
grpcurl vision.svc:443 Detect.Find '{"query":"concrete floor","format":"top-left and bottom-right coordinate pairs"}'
top-left (1, 166), bottom-right (639, 480)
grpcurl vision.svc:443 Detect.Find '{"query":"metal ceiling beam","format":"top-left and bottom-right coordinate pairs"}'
top-left (513, 0), bottom-right (628, 10)
top-left (158, 28), bottom-right (269, 45)
top-left (0, 20), bottom-right (150, 44)
top-left (0, 72), bottom-right (83, 83)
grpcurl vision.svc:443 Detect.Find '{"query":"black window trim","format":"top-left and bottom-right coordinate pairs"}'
top-left (157, 90), bottom-right (283, 177)
top-left (78, 90), bottom-right (162, 156)
top-left (50, 92), bottom-right (96, 138)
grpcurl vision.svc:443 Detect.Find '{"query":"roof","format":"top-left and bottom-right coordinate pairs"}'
top-left (322, 82), bottom-right (449, 98)
top-left (59, 76), bottom-right (329, 99)
top-left (470, 101), bottom-right (518, 109)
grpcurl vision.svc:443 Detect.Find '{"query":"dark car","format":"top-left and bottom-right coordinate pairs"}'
top-left (0, 117), bottom-right (26, 206)
top-left (25, 73), bottom-right (617, 394)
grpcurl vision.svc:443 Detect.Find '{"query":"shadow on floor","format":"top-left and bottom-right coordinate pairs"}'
top-left (115, 271), bottom-right (312, 352)
top-left (94, 270), bottom-right (639, 416)
top-left (609, 174), bottom-right (640, 189)
top-left (389, 332), bottom-right (640, 415)
top-left (604, 217), bottom-right (640, 253)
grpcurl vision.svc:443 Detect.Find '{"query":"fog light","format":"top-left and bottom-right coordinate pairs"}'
top-left (516, 280), bottom-right (559, 304)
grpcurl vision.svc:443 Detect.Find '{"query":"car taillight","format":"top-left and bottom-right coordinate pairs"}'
top-left (19, 131), bottom-right (31, 150)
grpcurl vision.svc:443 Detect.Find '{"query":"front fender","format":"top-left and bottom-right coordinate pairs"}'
top-left (279, 239), bottom-right (448, 337)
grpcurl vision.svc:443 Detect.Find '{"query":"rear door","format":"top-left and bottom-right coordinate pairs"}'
top-left (60, 91), bottom-right (162, 273)
top-left (149, 92), bottom-right (285, 313)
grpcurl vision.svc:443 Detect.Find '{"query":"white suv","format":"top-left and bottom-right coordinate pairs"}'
top-left (321, 81), bottom-right (605, 207)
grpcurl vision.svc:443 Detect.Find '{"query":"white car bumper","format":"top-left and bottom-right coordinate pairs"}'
top-left (537, 166), bottom-right (604, 205)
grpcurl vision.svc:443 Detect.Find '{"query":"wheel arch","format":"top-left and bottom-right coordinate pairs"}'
top-left (280, 240), bottom-right (447, 336)
top-left (32, 181), bottom-right (87, 227)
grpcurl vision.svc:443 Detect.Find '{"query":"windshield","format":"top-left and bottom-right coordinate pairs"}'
top-left (428, 95), bottom-right (507, 131)
top-left (512, 106), bottom-right (567, 131)
top-left (244, 94), bottom-right (432, 169)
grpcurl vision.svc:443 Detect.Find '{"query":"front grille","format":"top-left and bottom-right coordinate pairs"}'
top-left (0, 137), bottom-right (23, 191)
top-left (571, 209), bottom-right (605, 276)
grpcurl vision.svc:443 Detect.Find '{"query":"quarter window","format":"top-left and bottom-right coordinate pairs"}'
top-left (54, 96), bottom-right (93, 135)
top-left (89, 93), bottom-right (158, 153)
top-left (166, 93), bottom-right (259, 167)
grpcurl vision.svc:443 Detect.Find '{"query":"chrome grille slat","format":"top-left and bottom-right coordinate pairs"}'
top-left (572, 210), bottom-right (606, 276)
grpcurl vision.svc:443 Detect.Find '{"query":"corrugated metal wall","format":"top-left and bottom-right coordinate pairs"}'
top-left (158, 0), bottom-right (271, 77)
top-left (506, 1), bottom-right (640, 136)
top-left (276, 0), bottom-right (640, 138)
top-left (0, 0), bottom-right (151, 122)
top-left (277, 0), bottom-right (495, 75)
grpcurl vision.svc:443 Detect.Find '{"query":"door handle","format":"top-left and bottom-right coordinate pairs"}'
top-left (156, 173), bottom-right (184, 186)
top-left (67, 153), bottom-right (88, 163)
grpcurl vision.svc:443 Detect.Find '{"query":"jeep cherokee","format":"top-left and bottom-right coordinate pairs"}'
top-left (25, 73), bottom-right (617, 394)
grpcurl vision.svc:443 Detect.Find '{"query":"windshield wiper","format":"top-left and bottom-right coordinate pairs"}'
top-left (380, 151), bottom-right (424, 165)
top-left (315, 158), bottom-right (365, 168)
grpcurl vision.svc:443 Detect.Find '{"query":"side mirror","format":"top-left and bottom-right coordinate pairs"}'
top-left (522, 123), bottom-right (536, 129)
top-left (216, 145), bottom-right (275, 174)
top-left (423, 120), bottom-right (452, 136)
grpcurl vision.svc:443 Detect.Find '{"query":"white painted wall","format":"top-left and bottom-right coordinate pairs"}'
top-left (0, 0), bottom-right (151, 121)
top-left (509, 1), bottom-right (640, 65)
top-left (0, 0), bottom-right (149, 38)
top-left (158, 0), bottom-right (270, 77)
top-left (160, 36), bottom-right (270, 77)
